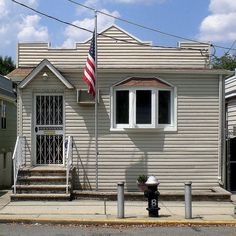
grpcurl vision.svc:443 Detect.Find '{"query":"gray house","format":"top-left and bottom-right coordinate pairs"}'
top-left (0, 75), bottom-right (16, 188)
top-left (8, 25), bottom-right (231, 200)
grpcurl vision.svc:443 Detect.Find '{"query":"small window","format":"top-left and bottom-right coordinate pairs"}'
top-left (116, 90), bottom-right (129, 124)
top-left (1, 101), bottom-right (6, 129)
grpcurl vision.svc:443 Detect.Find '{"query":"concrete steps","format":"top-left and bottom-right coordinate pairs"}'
top-left (11, 167), bottom-right (72, 201)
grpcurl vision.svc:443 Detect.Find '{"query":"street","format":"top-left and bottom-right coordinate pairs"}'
top-left (0, 223), bottom-right (236, 236)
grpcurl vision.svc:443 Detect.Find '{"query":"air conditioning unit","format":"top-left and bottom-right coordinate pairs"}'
top-left (77, 89), bottom-right (99, 105)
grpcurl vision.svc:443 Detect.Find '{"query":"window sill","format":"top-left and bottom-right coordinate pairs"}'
top-left (110, 126), bottom-right (177, 132)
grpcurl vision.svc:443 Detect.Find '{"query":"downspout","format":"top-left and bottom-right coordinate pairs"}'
top-left (218, 74), bottom-right (226, 186)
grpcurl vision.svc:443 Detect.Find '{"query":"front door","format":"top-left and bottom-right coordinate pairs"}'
top-left (34, 95), bottom-right (64, 165)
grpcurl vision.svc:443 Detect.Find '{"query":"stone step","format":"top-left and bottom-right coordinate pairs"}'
top-left (17, 176), bottom-right (68, 185)
top-left (11, 193), bottom-right (71, 201)
top-left (19, 168), bottom-right (67, 177)
top-left (14, 185), bottom-right (71, 194)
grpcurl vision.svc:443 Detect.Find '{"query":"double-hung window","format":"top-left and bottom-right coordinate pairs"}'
top-left (111, 78), bottom-right (176, 131)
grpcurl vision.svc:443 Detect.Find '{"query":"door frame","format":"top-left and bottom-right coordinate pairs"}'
top-left (32, 93), bottom-right (65, 166)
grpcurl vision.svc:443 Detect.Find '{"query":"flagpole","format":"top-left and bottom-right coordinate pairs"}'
top-left (94, 10), bottom-right (98, 191)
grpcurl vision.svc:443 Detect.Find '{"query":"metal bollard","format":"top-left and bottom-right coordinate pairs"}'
top-left (117, 181), bottom-right (125, 218)
top-left (184, 181), bottom-right (192, 219)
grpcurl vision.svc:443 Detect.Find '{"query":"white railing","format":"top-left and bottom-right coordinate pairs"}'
top-left (66, 136), bottom-right (73, 194)
top-left (12, 136), bottom-right (25, 194)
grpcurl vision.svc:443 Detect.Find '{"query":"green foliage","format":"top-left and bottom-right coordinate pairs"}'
top-left (0, 56), bottom-right (15, 75)
top-left (137, 175), bottom-right (148, 183)
top-left (212, 53), bottom-right (236, 71)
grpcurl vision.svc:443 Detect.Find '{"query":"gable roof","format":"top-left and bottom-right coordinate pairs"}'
top-left (98, 25), bottom-right (151, 45)
top-left (19, 59), bottom-right (74, 89)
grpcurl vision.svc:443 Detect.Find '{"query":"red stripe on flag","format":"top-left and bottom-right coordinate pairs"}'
top-left (83, 33), bottom-right (96, 97)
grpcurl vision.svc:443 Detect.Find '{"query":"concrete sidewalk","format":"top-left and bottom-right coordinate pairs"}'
top-left (0, 190), bottom-right (235, 225)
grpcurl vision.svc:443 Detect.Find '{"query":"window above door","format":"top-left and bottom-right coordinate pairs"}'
top-left (110, 77), bottom-right (177, 131)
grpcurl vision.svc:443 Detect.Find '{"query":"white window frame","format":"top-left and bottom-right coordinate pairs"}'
top-left (111, 86), bottom-right (177, 131)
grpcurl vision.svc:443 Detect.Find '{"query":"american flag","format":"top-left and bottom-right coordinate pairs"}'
top-left (83, 33), bottom-right (96, 97)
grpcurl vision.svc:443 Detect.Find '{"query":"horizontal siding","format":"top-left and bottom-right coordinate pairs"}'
top-left (62, 73), bottom-right (219, 191)
top-left (225, 75), bottom-right (236, 94)
top-left (18, 26), bottom-right (210, 69)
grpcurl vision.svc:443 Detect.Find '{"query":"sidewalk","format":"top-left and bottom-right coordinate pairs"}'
top-left (0, 190), bottom-right (235, 225)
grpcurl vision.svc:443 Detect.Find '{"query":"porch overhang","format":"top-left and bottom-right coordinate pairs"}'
top-left (18, 59), bottom-right (74, 89)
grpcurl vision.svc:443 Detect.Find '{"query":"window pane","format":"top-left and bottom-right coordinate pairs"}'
top-left (116, 90), bottom-right (129, 124)
top-left (136, 90), bottom-right (151, 124)
top-left (159, 91), bottom-right (171, 124)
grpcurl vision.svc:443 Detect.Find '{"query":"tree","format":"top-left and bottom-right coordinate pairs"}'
top-left (212, 53), bottom-right (236, 71)
top-left (0, 56), bottom-right (15, 75)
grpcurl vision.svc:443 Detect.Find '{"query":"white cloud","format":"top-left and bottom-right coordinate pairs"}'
top-left (209, 0), bottom-right (236, 14)
top-left (0, 0), bottom-right (9, 19)
top-left (0, 0), bottom-right (49, 59)
top-left (62, 9), bottom-right (120, 47)
top-left (17, 15), bottom-right (49, 42)
top-left (198, 0), bottom-right (236, 42)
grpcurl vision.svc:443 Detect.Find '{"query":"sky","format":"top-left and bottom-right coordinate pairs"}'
top-left (1, 0), bottom-right (236, 62)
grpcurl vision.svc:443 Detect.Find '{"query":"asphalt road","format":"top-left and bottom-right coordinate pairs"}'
top-left (0, 223), bottom-right (236, 236)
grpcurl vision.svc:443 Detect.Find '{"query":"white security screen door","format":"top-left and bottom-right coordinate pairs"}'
top-left (34, 95), bottom-right (64, 165)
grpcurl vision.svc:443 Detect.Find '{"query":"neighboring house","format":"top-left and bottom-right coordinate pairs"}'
top-left (225, 71), bottom-right (236, 192)
top-left (0, 75), bottom-right (16, 188)
top-left (7, 25), bottom-right (232, 200)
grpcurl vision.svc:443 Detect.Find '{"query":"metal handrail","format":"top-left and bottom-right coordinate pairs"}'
top-left (66, 136), bottom-right (73, 194)
top-left (12, 136), bottom-right (25, 194)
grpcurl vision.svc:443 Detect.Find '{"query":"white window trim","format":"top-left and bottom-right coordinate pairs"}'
top-left (134, 88), bottom-right (155, 128)
top-left (110, 86), bottom-right (177, 132)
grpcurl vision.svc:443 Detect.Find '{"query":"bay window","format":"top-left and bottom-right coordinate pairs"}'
top-left (111, 78), bottom-right (176, 131)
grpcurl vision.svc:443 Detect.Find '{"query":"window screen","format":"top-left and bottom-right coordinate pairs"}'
top-left (158, 91), bottom-right (171, 124)
top-left (116, 90), bottom-right (129, 124)
top-left (136, 90), bottom-right (151, 124)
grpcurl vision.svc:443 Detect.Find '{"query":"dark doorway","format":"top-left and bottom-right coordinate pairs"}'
top-left (227, 137), bottom-right (236, 192)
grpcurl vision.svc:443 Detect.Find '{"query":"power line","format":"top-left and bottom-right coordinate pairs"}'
top-left (225, 40), bottom-right (236, 55)
top-left (67, 0), bottom-right (236, 52)
top-left (67, 0), bottom-right (209, 45)
top-left (12, 0), bottom-right (93, 34)
top-left (11, 0), bottom-right (209, 55)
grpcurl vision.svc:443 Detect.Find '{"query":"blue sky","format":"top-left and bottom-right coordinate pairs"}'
top-left (1, 0), bottom-right (236, 62)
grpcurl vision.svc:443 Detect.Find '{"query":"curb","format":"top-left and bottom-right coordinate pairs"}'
top-left (0, 217), bottom-right (235, 226)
